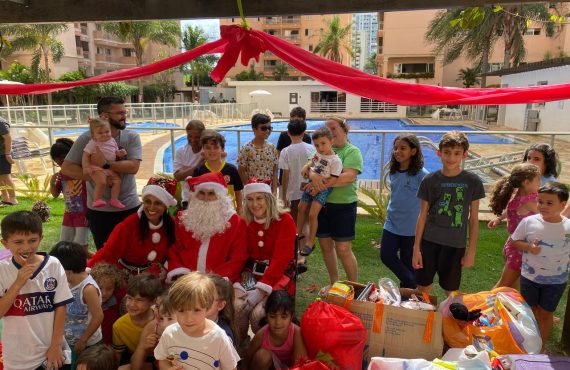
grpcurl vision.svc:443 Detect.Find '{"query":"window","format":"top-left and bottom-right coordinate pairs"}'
top-left (309, 45), bottom-right (313, 52)
top-left (122, 48), bottom-right (134, 57)
top-left (393, 63), bottom-right (433, 74)
top-left (305, 29), bottom-right (309, 36)
top-left (487, 63), bottom-right (503, 72)
top-left (536, 81), bottom-right (547, 108)
top-left (524, 28), bottom-right (541, 35)
top-left (96, 23), bottom-right (102, 31)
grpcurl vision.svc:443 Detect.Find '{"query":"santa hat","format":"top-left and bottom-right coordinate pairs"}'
top-left (141, 184), bottom-right (177, 208)
top-left (243, 178), bottom-right (272, 197)
top-left (187, 172), bottom-right (227, 195)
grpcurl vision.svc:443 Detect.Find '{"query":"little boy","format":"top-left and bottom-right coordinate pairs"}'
top-left (90, 262), bottom-right (125, 345)
top-left (49, 241), bottom-right (103, 366)
top-left (278, 118), bottom-right (314, 222)
top-left (193, 129), bottom-right (244, 213)
top-left (297, 127), bottom-right (342, 257)
top-left (237, 113), bottom-right (279, 193)
top-left (155, 272), bottom-right (239, 370)
top-left (511, 182), bottom-right (570, 348)
top-left (112, 273), bottom-right (161, 365)
top-left (412, 131), bottom-right (485, 295)
top-left (0, 211), bottom-right (74, 370)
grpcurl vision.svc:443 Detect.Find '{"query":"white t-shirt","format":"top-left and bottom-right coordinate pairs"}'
top-left (154, 320), bottom-right (240, 370)
top-left (279, 142), bottom-right (314, 202)
top-left (309, 152), bottom-right (343, 179)
top-left (0, 254), bottom-right (74, 370)
top-left (174, 144), bottom-right (203, 202)
top-left (511, 214), bottom-right (570, 284)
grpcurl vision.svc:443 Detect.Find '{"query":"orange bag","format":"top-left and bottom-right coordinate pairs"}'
top-left (441, 287), bottom-right (541, 354)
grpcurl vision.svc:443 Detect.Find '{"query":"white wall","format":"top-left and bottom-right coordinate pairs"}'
top-left (499, 65), bottom-right (570, 132)
top-left (227, 80), bottom-right (406, 118)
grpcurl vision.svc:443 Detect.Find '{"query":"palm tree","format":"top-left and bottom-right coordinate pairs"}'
top-left (364, 52), bottom-right (378, 75)
top-left (457, 67), bottom-right (480, 87)
top-left (102, 21), bottom-right (180, 101)
top-left (314, 16), bottom-right (354, 63)
top-left (272, 61), bottom-right (289, 81)
top-left (181, 25), bottom-right (218, 101)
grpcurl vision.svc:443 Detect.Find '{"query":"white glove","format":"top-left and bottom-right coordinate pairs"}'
top-left (246, 288), bottom-right (265, 307)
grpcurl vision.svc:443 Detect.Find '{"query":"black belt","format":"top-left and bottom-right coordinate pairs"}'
top-left (119, 258), bottom-right (150, 274)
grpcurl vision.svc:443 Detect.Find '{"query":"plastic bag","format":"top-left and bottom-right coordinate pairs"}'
top-left (378, 278), bottom-right (401, 306)
top-left (301, 300), bottom-right (366, 370)
top-left (440, 287), bottom-right (541, 355)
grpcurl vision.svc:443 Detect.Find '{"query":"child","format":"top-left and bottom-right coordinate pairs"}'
top-left (154, 272), bottom-right (240, 370)
top-left (90, 262), bottom-right (126, 345)
top-left (112, 273), bottom-right (162, 365)
top-left (297, 127), bottom-right (342, 257)
top-left (0, 116), bottom-right (17, 206)
top-left (194, 129), bottom-right (243, 213)
top-left (523, 143), bottom-right (558, 185)
top-left (50, 137), bottom-right (90, 255)
top-left (245, 290), bottom-right (306, 370)
top-left (488, 163), bottom-right (541, 288)
top-left (381, 134), bottom-right (428, 289)
top-left (49, 241), bottom-right (104, 368)
top-left (238, 113), bottom-right (279, 193)
top-left (0, 211), bottom-right (74, 370)
top-left (511, 182), bottom-right (570, 349)
top-left (412, 131), bottom-right (485, 295)
top-left (76, 345), bottom-right (118, 370)
top-left (131, 291), bottom-right (177, 370)
top-left (278, 118), bottom-right (314, 224)
top-left (207, 273), bottom-right (237, 343)
top-left (82, 117), bottom-right (126, 209)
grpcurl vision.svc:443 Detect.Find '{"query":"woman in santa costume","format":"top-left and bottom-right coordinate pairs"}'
top-left (166, 172), bottom-right (248, 284)
top-left (87, 180), bottom-right (177, 280)
top-left (234, 180), bottom-right (296, 345)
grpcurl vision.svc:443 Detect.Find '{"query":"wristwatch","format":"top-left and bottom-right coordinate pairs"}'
top-left (102, 161), bottom-right (111, 170)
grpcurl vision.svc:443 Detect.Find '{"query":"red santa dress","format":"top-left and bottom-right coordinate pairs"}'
top-left (87, 212), bottom-right (173, 276)
top-left (166, 213), bottom-right (248, 283)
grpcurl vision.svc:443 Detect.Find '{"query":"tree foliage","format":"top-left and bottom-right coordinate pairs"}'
top-left (457, 67), bottom-right (480, 88)
top-left (272, 61), bottom-right (289, 81)
top-left (53, 70), bottom-right (138, 104)
top-left (364, 52), bottom-right (378, 75)
top-left (235, 63), bottom-right (264, 81)
top-left (314, 16), bottom-right (354, 63)
top-left (181, 25), bottom-right (218, 98)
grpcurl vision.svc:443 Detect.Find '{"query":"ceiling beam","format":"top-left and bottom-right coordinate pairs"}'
top-left (0, 0), bottom-right (546, 24)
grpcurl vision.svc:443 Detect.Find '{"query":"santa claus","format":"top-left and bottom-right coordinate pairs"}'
top-left (166, 172), bottom-right (247, 283)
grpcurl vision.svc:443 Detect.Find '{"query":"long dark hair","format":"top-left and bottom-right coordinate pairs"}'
top-left (523, 143), bottom-right (558, 178)
top-left (139, 211), bottom-right (175, 246)
top-left (389, 133), bottom-right (424, 175)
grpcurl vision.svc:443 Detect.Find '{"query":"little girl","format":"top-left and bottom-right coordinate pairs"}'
top-left (131, 292), bottom-right (176, 370)
top-left (488, 163), bottom-right (541, 288)
top-left (90, 262), bottom-right (126, 345)
top-left (245, 291), bottom-right (306, 370)
top-left (82, 117), bottom-right (126, 209)
top-left (381, 134), bottom-right (428, 289)
top-left (207, 273), bottom-right (237, 343)
top-left (523, 143), bottom-right (558, 185)
top-left (50, 138), bottom-right (90, 254)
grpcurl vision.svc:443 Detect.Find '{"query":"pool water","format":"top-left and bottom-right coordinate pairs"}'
top-left (162, 119), bottom-right (516, 180)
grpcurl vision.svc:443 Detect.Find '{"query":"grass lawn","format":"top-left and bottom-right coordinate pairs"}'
top-left (1, 199), bottom-right (568, 355)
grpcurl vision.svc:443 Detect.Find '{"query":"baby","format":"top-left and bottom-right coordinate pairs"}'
top-left (82, 117), bottom-right (126, 208)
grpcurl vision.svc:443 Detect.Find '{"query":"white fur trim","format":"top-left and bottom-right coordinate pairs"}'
top-left (142, 184), bottom-right (177, 207)
top-left (233, 282), bottom-right (246, 292)
top-left (243, 182), bottom-right (271, 197)
top-left (196, 237), bottom-right (210, 273)
top-left (195, 182), bottom-right (227, 195)
top-left (255, 281), bottom-right (273, 295)
top-left (166, 267), bottom-right (191, 284)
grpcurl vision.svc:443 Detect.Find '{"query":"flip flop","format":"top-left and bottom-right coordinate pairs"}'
top-left (297, 263), bottom-right (308, 274)
top-left (1, 200), bottom-right (17, 206)
top-left (299, 245), bottom-right (314, 257)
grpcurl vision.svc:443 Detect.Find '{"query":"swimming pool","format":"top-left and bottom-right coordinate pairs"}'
top-left (162, 119), bottom-right (516, 180)
top-left (53, 121), bottom-right (179, 136)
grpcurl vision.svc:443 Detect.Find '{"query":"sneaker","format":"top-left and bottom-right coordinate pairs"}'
top-left (92, 199), bottom-right (106, 208)
top-left (108, 199), bottom-right (125, 209)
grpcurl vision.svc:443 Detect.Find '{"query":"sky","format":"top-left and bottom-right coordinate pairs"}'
top-left (181, 19), bottom-right (221, 41)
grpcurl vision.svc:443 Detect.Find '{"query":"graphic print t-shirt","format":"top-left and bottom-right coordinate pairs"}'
top-left (417, 170), bottom-right (485, 248)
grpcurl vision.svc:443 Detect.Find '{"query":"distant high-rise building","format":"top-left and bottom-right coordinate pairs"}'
top-left (352, 13), bottom-right (378, 71)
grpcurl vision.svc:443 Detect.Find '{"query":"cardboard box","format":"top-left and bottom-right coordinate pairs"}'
top-left (326, 281), bottom-right (444, 362)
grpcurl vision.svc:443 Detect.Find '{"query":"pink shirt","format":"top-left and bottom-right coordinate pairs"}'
top-left (261, 323), bottom-right (297, 366)
top-left (84, 138), bottom-right (119, 161)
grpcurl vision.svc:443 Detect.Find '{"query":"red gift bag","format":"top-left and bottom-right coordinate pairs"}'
top-left (301, 301), bottom-right (366, 370)
top-left (290, 360), bottom-right (331, 370)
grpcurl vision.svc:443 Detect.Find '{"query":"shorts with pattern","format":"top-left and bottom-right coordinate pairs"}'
top-left (503, 239), bottom-right (522, 271)
top-left (300, 187), bottom-right (333, 206)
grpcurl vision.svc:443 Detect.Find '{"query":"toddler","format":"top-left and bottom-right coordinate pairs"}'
top-left (488, 163), bottom-right (540, 288)
top-left (90, 262), bottom-right (126, 345)
top-left (245, 290), bottom-right (306, 369)
top-left (297, 127), bottom-right (342, 257)
top-left (155, 272), bottom-right (240, 369)
top-left (82, 117), bottom-right (126, 209)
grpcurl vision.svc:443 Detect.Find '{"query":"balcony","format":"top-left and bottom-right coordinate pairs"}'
top-left (92, 30), bottom-right (131, 47)
top-left (310, 101), bottom-right (347, 113)
top-left (265, 17), bottom-right (281, 25)
top-left (283, 35), bottom-right (300, 43)
top-left (282, 17), bottom-right (301, 25)
top-left (387, 72), bottom-right (435, 79)
top-left (95, 54), bottom-right (113, 62)
top-left (360, 99), bottom-right (398, 113)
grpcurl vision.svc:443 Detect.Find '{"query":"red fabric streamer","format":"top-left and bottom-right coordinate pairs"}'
top-left (2, 24), bottom-right (570, 105)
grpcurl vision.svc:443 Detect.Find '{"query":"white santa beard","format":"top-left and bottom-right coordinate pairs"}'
top-left (181, 195), bottom-right (235, 240)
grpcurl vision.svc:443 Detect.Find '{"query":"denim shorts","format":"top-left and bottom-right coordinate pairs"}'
top-left (316, 202), bottom-right (357, 241)
top-left (520, 276), bottom-right (567, 312)
top-left (301, 187), bottom-right (333, 206)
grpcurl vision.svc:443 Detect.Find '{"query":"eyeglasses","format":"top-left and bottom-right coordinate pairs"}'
top-left (105, 110), bottom-right (128, 116)
top-left (258, 126), bottom-right (273, 132)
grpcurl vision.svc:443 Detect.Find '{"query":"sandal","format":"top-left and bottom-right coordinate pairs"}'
top-left (297, 263), bottom-right (308, 274)
top-left (300, 245), bottom-right (314, 257)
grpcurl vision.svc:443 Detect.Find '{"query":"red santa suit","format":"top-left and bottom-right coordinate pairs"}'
top-left (167, 213), bottom-right (248, 283)
top-left (87, 212), bottom-right (172, 274)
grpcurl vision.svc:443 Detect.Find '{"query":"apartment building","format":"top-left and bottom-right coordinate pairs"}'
top-left (352, 13), bottom-right (378, 71)
top-left (376, 9), bottom-right (570, 87)
top-left (220, 14), bottom-right (353, 80)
